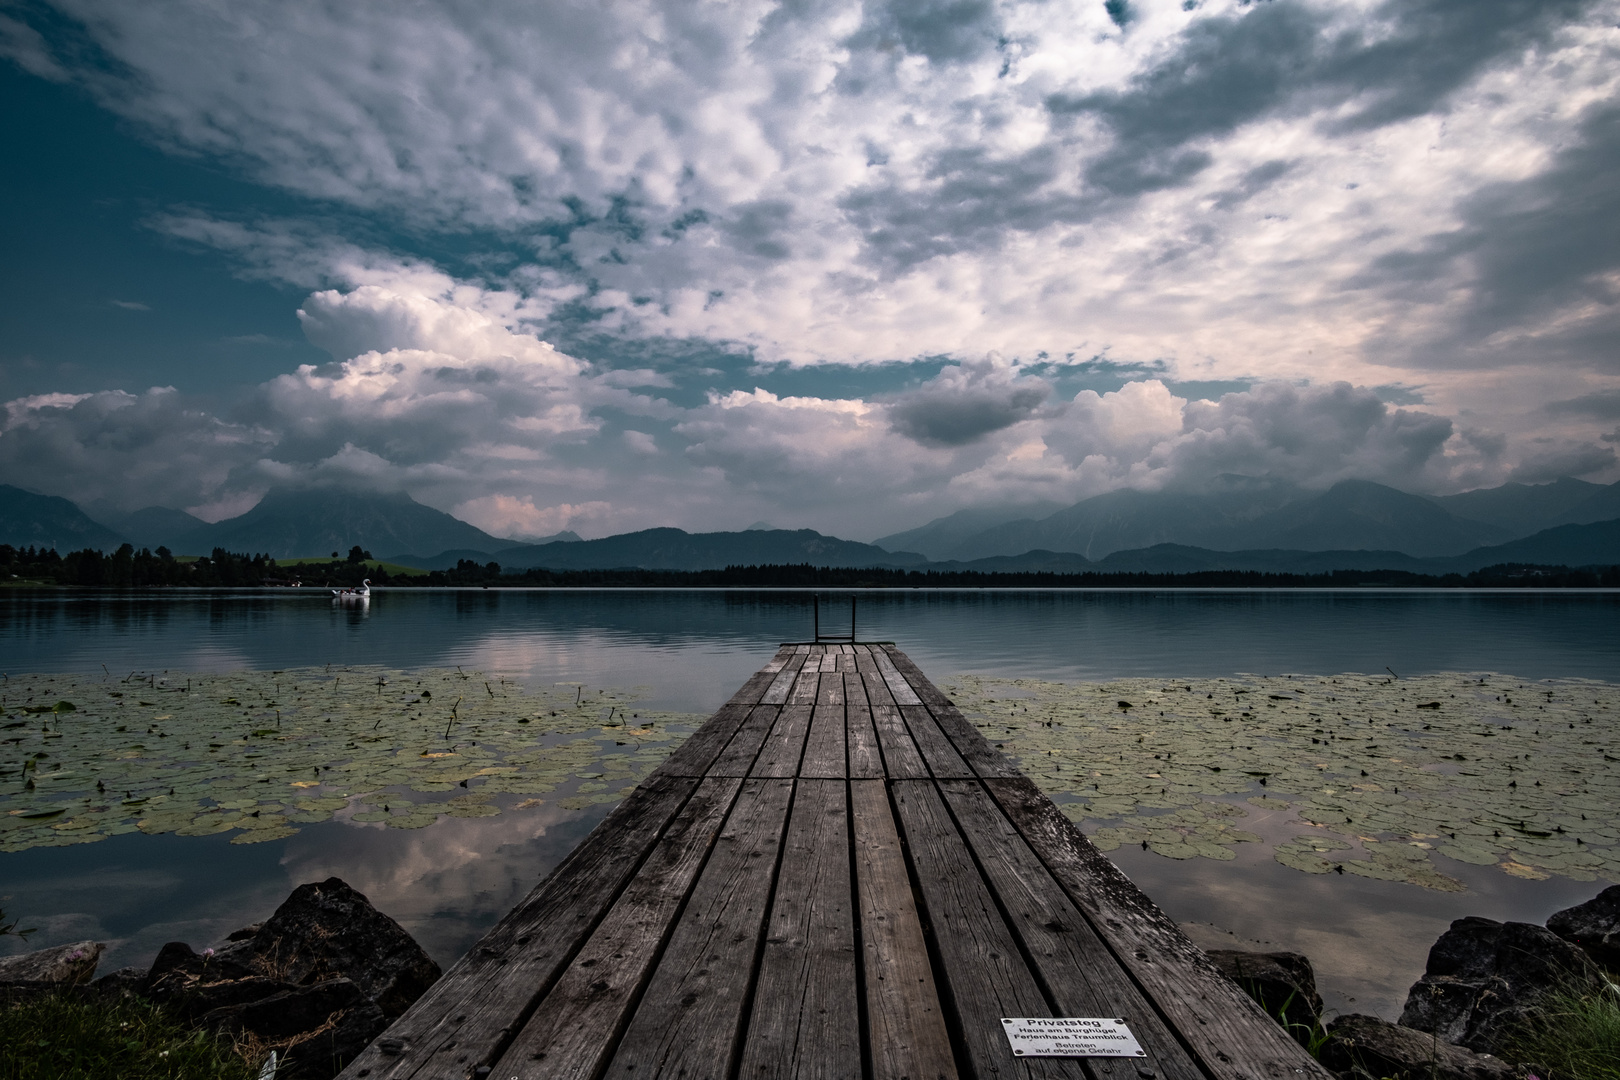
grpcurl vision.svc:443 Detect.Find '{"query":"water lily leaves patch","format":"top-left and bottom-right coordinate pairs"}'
top-left (947, 671), bottom-right (1620, 891)
top-left (0, 667), bottom-right (703, 852)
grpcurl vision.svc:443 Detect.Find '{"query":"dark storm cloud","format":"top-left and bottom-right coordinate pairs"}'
top-left (1355, 102), bottom-right (1620, 369)
top-left (1209, 158), bottom-right (1295, 211)
top-left (1545, 389), bottom-right (1620, 420)
top-left (1506, 440), bottom-right (1616, 483)
top-left (842, 0), bottom-right (1598, 273)
top-left (723, 200), bottom-right (796, 261)
top-left (841, 144), bottom-right (1076, 269)
top-left (1053, 0), bottom-right (1594, 197)
top-left (886, 360), bottom-right (1051, 446)
top-left (849, 0), bottom-right (1000, 64)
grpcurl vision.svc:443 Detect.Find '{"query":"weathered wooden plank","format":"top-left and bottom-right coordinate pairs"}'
top-left (868, 704), bottom-right (929, 780)
top-left (736, 779), bottom-right (860, 1080)
top-left (752, 704), bottom-right (814, 778)
top-left (936, 780), bottom-right (1206, 1080)
top-left (899, 704), bottom-right (975, 779)
top-left (984, 776), bottom-right (1334, 1080)
top-left (799, 671), bottom-right (847, 779)
top-left (707, 704), bottom-right (784, 778)
top-left (870, 647), bottom-right (923, 706)
top-left (761, 645), bottom-right (798, 673)
top-left (789, 667), bottom-right (823, 706)
top-left (651, 647), bottom-right (797, 779)
top-left (881, 648), bottom-right (1024, 779)
top-left (606, 778), bottom-right (796, 1080)
top-left (496, 776), bottom-right (744, 1079)
top-left (844, 673), bottom-right (884, 780)
top-left (854, 648), bottom-right (930, 780)
top-left (652, 701), bottom-right (755, 779)
top-left (335, 774), bottom-right (699, 1080)
top-left (761, 650), bottom-right (811, 706)
top-left (889, 779), bottom-right (1082, 1079)
top-left (850, 780), bottom-right (959, 1080)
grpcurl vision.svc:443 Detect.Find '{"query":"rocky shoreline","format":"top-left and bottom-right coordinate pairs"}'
top-left (1210, 883), bottom-right (1620, 1079)
top-left (0, 877), bottom-right (439, 1080)
top-left (2, 879), bottom-right (1617, 1079)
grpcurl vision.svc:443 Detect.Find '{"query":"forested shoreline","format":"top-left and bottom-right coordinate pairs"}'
top-left (3, 543), bottom-right (1618, 589)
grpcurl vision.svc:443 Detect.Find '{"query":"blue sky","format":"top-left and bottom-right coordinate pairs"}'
top-left (2, 0), bottom-right (1618, 540)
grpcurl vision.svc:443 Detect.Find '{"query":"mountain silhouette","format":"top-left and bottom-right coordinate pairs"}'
top-left (171, 488), bottom-right (510, 558)
top-left (491, 527), bottom-right (928, 572)
top-left (0, 485), bottom-right (128, 551)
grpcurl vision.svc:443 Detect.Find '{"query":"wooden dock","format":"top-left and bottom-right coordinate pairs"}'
top-left (339, 644), bottom-right (1329, 1080)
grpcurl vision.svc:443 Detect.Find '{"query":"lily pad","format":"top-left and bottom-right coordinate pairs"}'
top-left (949, 670), bottom-right (1620, 891)
top-left (0, 666), bottom-right (703, 851)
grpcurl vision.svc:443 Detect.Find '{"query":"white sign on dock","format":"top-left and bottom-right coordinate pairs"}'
top-left (1001, 1017), bottom-right (1146, 1058)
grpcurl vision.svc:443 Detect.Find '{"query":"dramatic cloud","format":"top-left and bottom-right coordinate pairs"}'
top-left (886, 357), bottom-right (1051, 446)
top-left (0, 388), bottom-right (274, 516)
top-left (9, 263), bottom-right (1585, 538)
top-left (3, 0), bottom-right (1619, 534)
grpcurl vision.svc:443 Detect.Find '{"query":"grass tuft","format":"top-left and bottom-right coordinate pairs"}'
top-left (1506, 982), bottom-right (1620, 1080)
top-left (0, 992), bottom-right (258, 1080)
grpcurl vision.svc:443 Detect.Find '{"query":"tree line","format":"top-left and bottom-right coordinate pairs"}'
top-left (4, 545), bottom-right (1616, 589)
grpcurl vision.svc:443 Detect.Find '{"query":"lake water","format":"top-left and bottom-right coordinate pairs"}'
top-left (3, 588), bottom-right (1616, 1019)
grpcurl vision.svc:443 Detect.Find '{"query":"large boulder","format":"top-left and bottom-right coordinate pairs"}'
top-left (194, 977), bottom-right (387, 1080)
top-left (1546, 884), bottom-right (1620, 971)
top-left (0, 940), bottom-right (103, 988)
top-left (1205, 949), bottom-right (1323, 1035)
top-left (140, 877), bottom-right (439, 1080)
top-left (1320, 1014), bottom-right (1515, 1080)
top-left (1398, 916), bottom-right (1600, 1054)
top-left (229, 877), bottom-right (440, 1019)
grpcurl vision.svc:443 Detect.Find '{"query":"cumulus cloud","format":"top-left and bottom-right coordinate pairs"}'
top-left (1, 259), bottom-right (1611, 540)
top-left (6, 0), bottom-right (1620, 531)
top-left (451, 495), bottom-right (612, 539)
top-left (0, 387), bottom-right (274, 514)
top-left (9, 0), bottom-right (1614, 397)
top-left (885, 357), bottom-right (1051, 446)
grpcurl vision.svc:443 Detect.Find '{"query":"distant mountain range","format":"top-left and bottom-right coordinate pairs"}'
top-left (938, 518), bottom-right (1620, 576)
top-left (1, 485), bottom-right (515, 560)
top-left (178, 489), bottom-right (511, 559)
top-left (445, 527), bottom-right (929, 573)
top-left (1426, 476), bottom-right (1620, 532)
top-left (0, 485), bottom-right (128, 552)
top-left (874, 477), bottom-right (1620, 561)
top-left (2, 475), bottom-right (1618, 576)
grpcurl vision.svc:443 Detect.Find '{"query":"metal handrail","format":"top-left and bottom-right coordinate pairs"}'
top-left (812, 595), bottom-right (856, 643)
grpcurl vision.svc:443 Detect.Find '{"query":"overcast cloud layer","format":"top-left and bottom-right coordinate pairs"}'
top-left (2, 0), bottom-right (1618, 539)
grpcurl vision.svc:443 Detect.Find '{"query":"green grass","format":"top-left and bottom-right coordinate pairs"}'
top-left (0, 993), bottom-right (259, 1080)
top-left (1506, 983), bottom-right (1620, 1080)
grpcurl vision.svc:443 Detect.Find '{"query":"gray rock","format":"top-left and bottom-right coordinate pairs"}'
top-left (1398, 916), bottom-right (1599, 1054)
top-left (195, 976), bottom-right (388, 1080)
top-left (1546, 884), bottom-right (1620, 971)
top-left (240, 877), bottom-right (440, 1019)
top-left (0, 940), bottom-right (103, 986)
top-left (1206, 949), bottom-right (1323, 1034)
top-left (90, 966), bottom-right (149, 997)
top-left (1321, 1014), bottom-right (1515, 1080)
top-left (134, 877), bottom-right (438, 1080)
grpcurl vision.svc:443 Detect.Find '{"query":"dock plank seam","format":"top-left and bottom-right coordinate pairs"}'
top-left (342, 643), bottom-right (1330, 1080)
top-left (932, 779), bottom-right (1205, 1080)
top-left (881, 648), bottom-right (1328, 1080)
top-left (981, 778), bottom-right (1331, 1080)
top-left (605, 777), bottom-right (798, 1080)
top-left (338, 774), bottom-right (705, 1080)
top-left (496, 775), bottom-right (748, 1080)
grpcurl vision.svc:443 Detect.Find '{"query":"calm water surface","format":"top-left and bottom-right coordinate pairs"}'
top-left (3, 588), bottom-right (1616, 1018)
